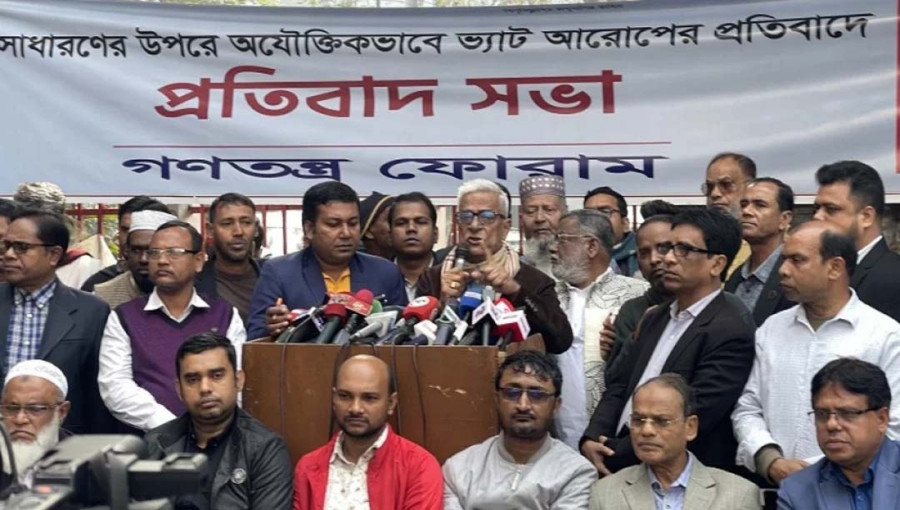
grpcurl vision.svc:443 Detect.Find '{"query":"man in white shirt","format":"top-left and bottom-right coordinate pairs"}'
top-left (99, 221), bottom-right (245, 431)
top-left (550, 209), bottom-right (648, 449)
top-left (813, 160), bottom-right (900, 322)
top-left (732, 220), bottom-right (900, 485)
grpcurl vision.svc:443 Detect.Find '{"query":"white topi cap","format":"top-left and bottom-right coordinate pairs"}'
top-left (4, 360), bottom-right (68, 398)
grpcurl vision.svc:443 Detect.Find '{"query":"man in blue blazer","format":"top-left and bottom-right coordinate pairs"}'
top-left (778, 358), bottom-right (900, 510)
top-left (247, 182), bottom-right (407, 340)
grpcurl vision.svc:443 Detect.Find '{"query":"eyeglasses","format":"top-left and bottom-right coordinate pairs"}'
top-left (589, 206), bottom-right (623, 217)
top-left (0, 403), bottom-right (63, 418)
top-left (498, 386), bottom-right (556, 403)
top-left (808, 407), bottom-right (881, 424)
top-left (456, 210), bottom-right (505, 226)
top-left (701, 179), bottom-right (739, 197)
top-left (553, 234), bottom-right (596, 245)
top-left (0, 241), bottom-right (54, 255)
top-left (655, 242), bottom-right (720, 258)
top-left (146, 248), bottom-right (200, 260)
top-left (629, 415), bottom-right (682, 430)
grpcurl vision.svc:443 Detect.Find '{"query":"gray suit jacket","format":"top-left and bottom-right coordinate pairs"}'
top-left (590, 458), bottom-right (762, 510)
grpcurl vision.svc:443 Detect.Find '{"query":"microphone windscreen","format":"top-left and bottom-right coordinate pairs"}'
top-left (494, 297), bottom-right (515, 315)
top-left (323, 303), bottom-right (348, 322)
top-left (403, 296), bottom-right (440, 322)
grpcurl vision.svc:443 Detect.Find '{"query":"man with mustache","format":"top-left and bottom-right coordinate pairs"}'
top-left (293, 354), bottom-right (442, 510)
top-left (519, 175), bottom-right (567, 278)
top-left (778, 359), bottom-right (900, 509)
top-left (443, 350), bottom-right (597, 509)
top-left (732, 221), bottom-right (900, 486)
top-left (417, 179), bottom-right (573, 354)
top-left (550, 209), bottom-right (648, 450)
top-left (196, 193), bottom-right (263, 326)
top-left (0, 360), bottom-right (72, 489)
top-left (249, 182), bottom-right (407, 340)
top-left (725, 178), bottom-right (795, 326)
top-left (581, 208), bottom-right (755, 475)
top-left (390, 192), bottom-right (439, 302)
top-left (93, 209), bottom-right (177, 308)
top-left (145, 332), bottom-right (293, 510)
top-left (702, 152), bottom-right (756, 280)
top-left (99, 221), bottom-right (246, 431)
top-left (590, 374), bottom-right (760, 509)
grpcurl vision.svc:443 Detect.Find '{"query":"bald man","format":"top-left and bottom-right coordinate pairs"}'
top-left (1, 360), bottom-right (72, 488)
top-left (293, 355), bottom-right (442, 510)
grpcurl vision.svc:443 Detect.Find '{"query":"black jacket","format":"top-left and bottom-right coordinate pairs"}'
top-left (145, 409), bottom-right (293, 510)
top-left (852, 238), bottom-right (900, 322)
top-left (581, 292), bottom-right (756, 472)
top-left (723, 255), bottom-right (794, 327)
top-left (606, 286), bottom-right (669, 383)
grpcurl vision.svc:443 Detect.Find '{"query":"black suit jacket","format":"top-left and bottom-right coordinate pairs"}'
top-left (852, 238), bottom-right (900, 322)
top-left (724, 256), bottom-right (794, 327)
top-left (0, 282), bottom-right (116, 434)
top-left (581, 291), bottom-right (756, 472)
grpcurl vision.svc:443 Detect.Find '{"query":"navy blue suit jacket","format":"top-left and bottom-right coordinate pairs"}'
top-left (778, 438), bottom-right (900, 510)
top-left (246, 248), bottom-right (408, 339)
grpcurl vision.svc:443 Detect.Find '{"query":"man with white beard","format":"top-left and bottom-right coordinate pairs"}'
top-left (550, 210), bottom-right (648, 450)
top-left (0, 359), bottom-right (70, 489)
top-left (519, 175), bottom-right (567, 278)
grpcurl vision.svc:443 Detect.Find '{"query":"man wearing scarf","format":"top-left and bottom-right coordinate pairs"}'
top-left (416, 179), bottom-right (572, 354)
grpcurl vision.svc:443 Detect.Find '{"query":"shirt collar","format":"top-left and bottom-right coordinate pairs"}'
top-left (560, 267), bottom-right (614, 295)
top-left (822, 437), bottom-right (886, 486)
top-left (188, 412), bottom-right (237, 450)
top-left (14, 278), bottom-right (58, 307)
top-left (669, 289), bottom-right (721, 321)
top-left (330, 426), bottom-right (389, 466)
top-left (648, 451), bottom-right (694, 491)
top-left (857, 235), bottom-right (883, 263)
top-left (740, 244), bottom-right (784, 282)
top-left (794, 289), bottom-right (862, 329)
top-left (145, 288), bottom-right (209, 317)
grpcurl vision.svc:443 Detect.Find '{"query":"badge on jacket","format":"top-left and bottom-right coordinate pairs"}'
top-left (230, 468), bottom-right (247, 485)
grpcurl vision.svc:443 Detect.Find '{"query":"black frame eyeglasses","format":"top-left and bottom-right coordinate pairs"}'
top-left (656, 242), bottom-right (720, 258)
top-left (456, 210), bottom-right (505, 226)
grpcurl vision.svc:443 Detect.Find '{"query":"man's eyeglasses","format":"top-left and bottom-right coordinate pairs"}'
top-left (146, 248), bottom-right (200, 260)
top-left (456, 210), bottom-right (505, 226)
top-left (0, 403), bottom-right (63, 418)
top-left (655, 242), bottom-right (720, 258)
top-left (497, 386), bottom-right (556, 404)
top-left (589, 206), bottom-right (623, 217)
top-left (701, 179), bottom-right (739, 197)
top-left (629, 415), bottom-right (682, 430)
top-left (808, 407), bottom-right (881, 424)
top-left (0, 241), bottom-right (54, 255)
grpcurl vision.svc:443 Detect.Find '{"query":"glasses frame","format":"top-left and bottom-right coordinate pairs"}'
top-left (808, 407), bottom-right (881, 424)
top-left (455, 210), bottom-right (505, 226)
top-left (656, 242), bottom-right (720, 258)
top-left (700, 179), bottom-right (739, 197)
top-left (497, 386), bottom-right (556, 404)
top-left (629, 415), bottom-right (683, 430)
top-left (0, 240), bottom-right (55, 256)
top-left (0, 402), bottom-right (63, 418)
top-left (146, 248), bottom-right (201, 261)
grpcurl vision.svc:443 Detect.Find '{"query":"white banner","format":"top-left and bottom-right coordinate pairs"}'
top-left (0, 0), bottom-right (897, 198)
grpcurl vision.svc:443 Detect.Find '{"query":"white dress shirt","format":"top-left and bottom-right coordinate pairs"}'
top-left (732, 290), bottom-right (900, 471)
top-left (324, 426), bottom-right (389, 510)
top-left (618, 289), bottom-right (722, 431)
top-left (99, 288), bottom-right (246, 431)
top-left (857, 235), bottom-right (883, 262)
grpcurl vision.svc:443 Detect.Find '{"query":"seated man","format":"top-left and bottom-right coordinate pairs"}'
top-left (0, 360), bottom-right (71, 490)
top-left (443, 350), bottom-right (597, 509)
top-left (249, 182), bottom-right (407, 340)
top-left (779, 358), bottom-right (900, 509)
top-left (293, 354), bottom-right (442, 509)
top-left (144, 332), bottom-right (293, 510)
top-left (590, 373), bottom-right (760, 509)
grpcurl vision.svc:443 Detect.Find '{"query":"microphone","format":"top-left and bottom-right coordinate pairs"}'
top-left (495, 309), bottom-right (531, 350)
top-left (312, 302), bottom-right (348, 344)
top-left (434, 306), bottom-right (463, 346)
top-left (349, 309), bottom-right (400, 341)
top-left (275, 307), bottom-right (322, 344)
top-left (332, 290), bottom-right (376, 345)
top-left (458, 282), bottom-right (484, 319)
top-left (470, 296), bottom-right (499, 347)
top-left (444, 245), bottom-right (470, 312)
top-left (380, 296), bottom-right (440, 345)
top-left (480, 285), bottom-right (496, 346)
top-left (412, 320), bottom-right (437, 345)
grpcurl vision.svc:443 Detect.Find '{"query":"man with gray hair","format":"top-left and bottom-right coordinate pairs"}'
top-left (550, 210), bottom-right (648, 450)
top-left (519, 175), bottom-right (567, 277)
top-left (417, 178), bottom-right (573, 354)
top-left (590, 374), bottom-right (760, 509)
top-left (0, 360), bottom-right (72, 489)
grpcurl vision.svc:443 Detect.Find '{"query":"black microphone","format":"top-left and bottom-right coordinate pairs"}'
top-left (332, 290), bottom-right (376, 345)
top-left (312, 303), bottom-right (348, 344)
top-left (444, 245), bottom-right (470, 313)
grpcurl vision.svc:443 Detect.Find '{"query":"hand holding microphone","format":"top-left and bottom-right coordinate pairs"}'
top-left (440, 245), bottom-right (471, 304)
top-left (265, 297), bottom-right (292, 338)
top-left (468, 244), bottom-right (520, 297)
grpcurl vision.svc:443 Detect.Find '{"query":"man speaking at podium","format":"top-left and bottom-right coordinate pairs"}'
top-left (247, 182), bottom-right (408, 340)
top-left (416, 179), bottom-right (572, 354)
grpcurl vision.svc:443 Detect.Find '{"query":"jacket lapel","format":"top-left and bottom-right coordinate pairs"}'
top-left (625, 305), bottom-right (671, 395)
top-left (211, 432), bottom-right (240, 506)
top-left (683, 460), bottom-right (715, 509)
top-left (752, 258), bottom-right (785, 326)
top-left (851, 238), bottom-right (887, 288)
top-left (348, 254), bottom-right (365, 293)
top-left (38, 285), bottom-right (76, 358)
top-left (301, 249), bottom-right (328, 304)
top-left (622, 466), bottom-right (655, 510)
top-left (661, 294), bottom-right (723, 370)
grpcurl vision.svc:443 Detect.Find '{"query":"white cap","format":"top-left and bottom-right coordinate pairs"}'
top-left (5, 360), bottom-right (68, 398)
top-left (129, 210), bottom-right (177, 233)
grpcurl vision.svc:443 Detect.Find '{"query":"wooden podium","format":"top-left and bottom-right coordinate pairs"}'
top-left (243, 342), bottom-right (526, 464)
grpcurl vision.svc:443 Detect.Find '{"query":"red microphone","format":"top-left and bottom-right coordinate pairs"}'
top-left (495, 310), bottom-right (530, 350)
top-left (402, 296), bottom-right (441, 326)
top-left (493, 297), bottom-right (515, 315)
top-left (312, 302), bottom-right (348, 344)
top-left (330, 290), bottom-right (375, 316)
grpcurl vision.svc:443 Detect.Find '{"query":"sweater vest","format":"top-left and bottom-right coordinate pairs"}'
top-left (116, 295), bottom-right (234, 416)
